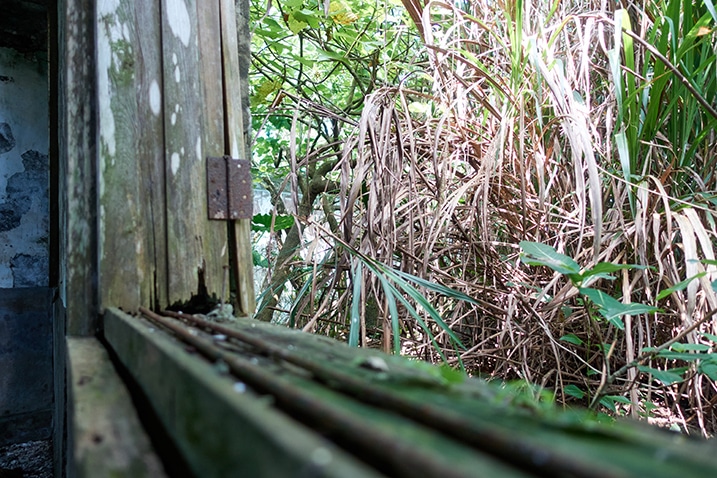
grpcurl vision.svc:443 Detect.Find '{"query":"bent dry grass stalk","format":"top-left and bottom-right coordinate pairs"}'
top-left (252, 0), bottom-right (717, 435)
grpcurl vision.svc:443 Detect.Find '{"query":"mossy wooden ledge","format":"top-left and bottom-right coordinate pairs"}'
top-left (66, 337), bottom-right (166, 477)
top-left (102, 307), bottom-right (383, 478)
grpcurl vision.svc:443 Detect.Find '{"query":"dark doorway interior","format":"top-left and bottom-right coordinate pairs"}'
top-left (0, 1), bottom-right (55, 477)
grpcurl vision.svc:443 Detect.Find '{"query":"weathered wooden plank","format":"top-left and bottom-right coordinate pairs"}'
top-left (96, 0), bottom-right (165, 312)
top-left (220, 0), bottom-right (255, 316)
top-left (162, 0), bottom-right (227, 306)
top-left (59, 0), bottom-right (99, 335)
top-left (66, 337), bottom-right (166, 477)
top-left (136, 1), bottom-right (169, 310)
top-left (104, 307), bottom-right (383, 478)
top-left (148, 311), bottom-right (717, 478)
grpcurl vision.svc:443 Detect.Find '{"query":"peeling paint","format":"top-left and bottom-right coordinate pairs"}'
top-left (166, 0), bottom-right (192, 47)
top-left (195, 137), bottom-right (202, 160)
top-left (149, 80), bottom-right (161, 116)
top-left (171, 152), bottom-right (181, 175)
top-left (0, 47), bottom-right (49, 287)
top-left (97, 10), bottom-right (119, 158)
top-left (174, 65), bottom-right (181, 83)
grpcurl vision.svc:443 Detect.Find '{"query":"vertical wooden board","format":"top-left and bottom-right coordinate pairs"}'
top-left (162, 0), bottom-right (227, 306)
top-left (96, 0), bottom-right (163, 312)
top-left (136, 1), bottom-right (169, 310)
top-left (235, 0), bottom-right (252, 161)
top-left (220, 0), bottom-right (255, 315)
top-left (60, 0), bottom-right (99, 335)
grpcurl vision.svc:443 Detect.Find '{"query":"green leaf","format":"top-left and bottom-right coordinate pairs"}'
top-left (637, 365), bottom-right (685, 385)
top-left (606, 395), bottom-right (633, 405)
top-left (252, 213), bottom-right (295, 232)
top-left (655, 351), bottom-right (709, 361)
top-left (559, 334), bottom-right (583, 345)
top-left (669, 343), bottom-right (711, 353)
top-left (252, 250), bottom-right (269, 267)
top-left (579, 288), bottom-right (659, 330)
top-left (698, 361), bottom-right (717, 380)
top-left (317, 49), bottom-right (347, 62)
top-left (288, 15), bottom-right (308, 34)
top-left (701, 332), bottom-right (717, 343)
top-left (656, 272), bottom-right (707, 301)
top-left (563, 384), bottom-right (585, 399)
top-left (599, 396), bottom-right (617, 413)
top-left (348, 260), bottom-right (362, 347)
top-left (580, 262), bottom-right (649, 287)
top-left (438, 364), bottom-right (467, 384)
top-left (519, 241), bottom-right (581, 278)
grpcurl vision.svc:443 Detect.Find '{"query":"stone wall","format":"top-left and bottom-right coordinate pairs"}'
top-left (0, 47), bottom-right (49, 287)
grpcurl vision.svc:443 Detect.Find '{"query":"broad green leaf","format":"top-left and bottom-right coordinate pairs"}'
top-left (701, 332), bottom-right (717, 343)
top-left (252, 250), bottom-right (269, 267)
top-left (655, 351), bottom-right (708, 361)
top-left (669, 343), bottom-right (711, 353)
top-left (579, 288), bottom-right (659, 330)
top-left (656, 272), bottom-right (707, 300)
top-left (519, 241), bottom-right (581, 277)
top-left (317, 49), bottom-right (346, 62)
top-left (288, 16), bottom-right (308, 34)
top-left (637, 365), bottom-right (685, 385)
top-left (582, 262), bottom-right (647, 279)
top-left (559, 334), bottom-right (583, 346)
top-left (606, 395), bottom-right (633, 405)
top-left (563, 384), bottom-right (585, 399)
top-left (252, 213), bottom-right (294, 232)
top-left (698, 361), bottom-right (717, 380)
top-left (599, 397), bottom-right (617, 413)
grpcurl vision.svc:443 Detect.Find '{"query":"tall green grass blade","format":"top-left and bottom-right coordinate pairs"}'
top-left (348, 260), bottom-right (362, 347)
top-left (615, 131), bottom-right (634, 215)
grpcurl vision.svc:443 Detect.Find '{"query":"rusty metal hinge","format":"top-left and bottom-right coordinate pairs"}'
top-left (207, 156), bottom-right (252, 220)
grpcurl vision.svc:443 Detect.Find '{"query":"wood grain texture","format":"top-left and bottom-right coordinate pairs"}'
top-left (96, 0), bottom-right (165, 312)
top-left (60, 0), bottom-right (99, 335)
top-left (67, 337), bottom-right (167, 477)
top-left (104, 308), bottom-right (381, 478)
top-left (162, 0), bottom-right (227, 306)
top-left (221, 0), bottom-right (255, 315)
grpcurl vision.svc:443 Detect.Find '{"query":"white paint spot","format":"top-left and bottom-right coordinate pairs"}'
top-left (166, 0), bottom-right (191, 47)
top-left (195, 137), bottom-right (202, 160)
top-left (171, 152), bottom-right (180, 175)
top-left (174, 65), bottom-right (181, 83)
top-left (311, 448), bottom-right (332, 466)
top-left (136, 240), bottom-right (142, 254)
top-left (97, 13), bottom-right (119, 158)
top-left (149, 80), bottom-right (161, 116)
top-left (180, 147), bottom-right (185, 155)
top-left (171, 112), bottom-right (177, 125)
top-left (175, 104), bottom-right (180, 113)
top-left (172, 53), bottom-right (178, 65)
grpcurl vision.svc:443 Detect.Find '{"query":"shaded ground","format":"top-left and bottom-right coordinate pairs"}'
top-left (0, 440), bottom-right (52, 478)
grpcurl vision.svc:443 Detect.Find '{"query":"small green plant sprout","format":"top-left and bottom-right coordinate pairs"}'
top-left (519, 241), bottom-right (659, 329)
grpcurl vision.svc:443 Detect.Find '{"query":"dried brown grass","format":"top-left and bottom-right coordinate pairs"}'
top-left (322, 0), bottom-right (717, 435)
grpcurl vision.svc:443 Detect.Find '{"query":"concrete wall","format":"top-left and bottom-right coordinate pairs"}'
top-left (0, 46), bottom-right (49, 288)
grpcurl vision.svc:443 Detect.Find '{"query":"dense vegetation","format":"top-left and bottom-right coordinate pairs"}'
top-left (249, 0), bottom-right (717, 435)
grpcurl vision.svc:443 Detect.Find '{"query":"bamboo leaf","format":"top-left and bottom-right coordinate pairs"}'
top-left (348, 260), bottom-right (362, 347)
top-left (637, 366), bottom-right (685, 385)
top-left (520, 241), bottom-right (581, 277)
